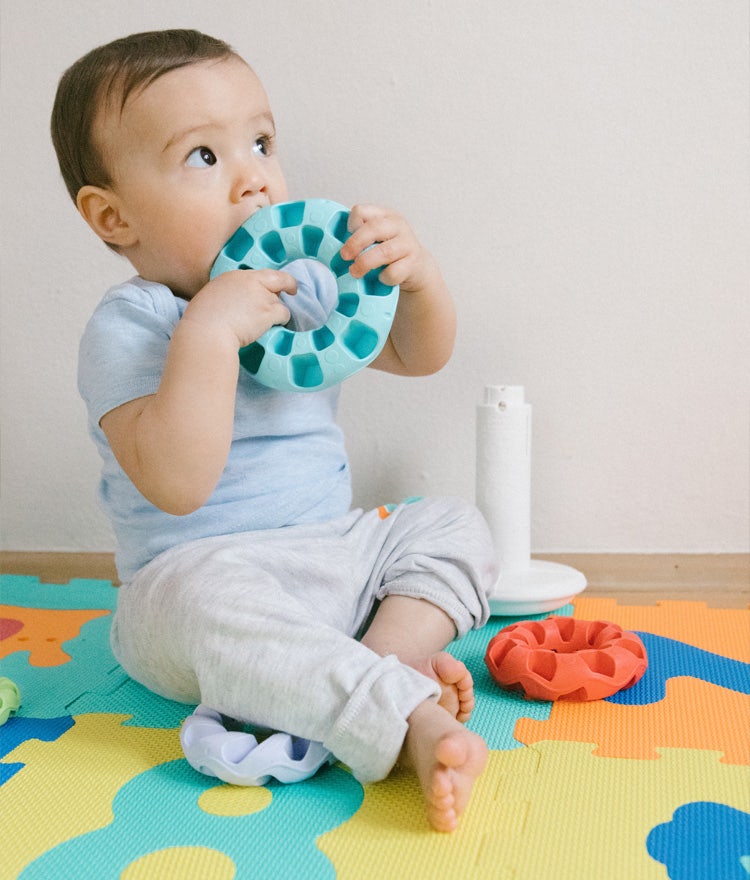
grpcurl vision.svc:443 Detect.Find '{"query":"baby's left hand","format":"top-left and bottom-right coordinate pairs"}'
top-left (340, 204), bottom-right (432, 293)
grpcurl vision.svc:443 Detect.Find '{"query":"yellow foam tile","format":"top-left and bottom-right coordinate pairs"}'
top-left (1, 713), bottom-right (182, 880)
top-left (318, 742), bottom-right (749, 879)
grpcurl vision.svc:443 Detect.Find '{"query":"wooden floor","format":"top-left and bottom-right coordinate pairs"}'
top-left (2, 551), bottom-right (748, 608)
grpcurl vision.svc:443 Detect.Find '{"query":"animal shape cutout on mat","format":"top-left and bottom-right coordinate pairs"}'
top-left (0, 716), bottom-right (74, 786)
top-left (515, 675), bottom-right (750, 763)
top-left (607, 631), bottom-right (750, 704)
top-left (647, 802), bottom-right (750, 880)
top-left (210, 199), bottom-right (399, 392)
top-left (18, 759), bottom-right (362, 880)
top-left (0, 606), bottom-right (110, 667)
top-left (0, 577), bottom-right (186, 729)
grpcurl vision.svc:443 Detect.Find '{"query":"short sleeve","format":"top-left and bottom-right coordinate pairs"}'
top-left (77, 279), bottom-right (184, 426)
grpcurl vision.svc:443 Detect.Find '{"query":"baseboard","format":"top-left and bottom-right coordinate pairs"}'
top-left (2, 551), bottom-right (748, 593)
top-left (537, 553), bottom-right (749, 591)
top-left (1, 552), bottom-right (120, 585)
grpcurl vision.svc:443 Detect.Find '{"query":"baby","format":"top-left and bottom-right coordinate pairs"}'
top-left (51, 29), bottom-right (497, 831)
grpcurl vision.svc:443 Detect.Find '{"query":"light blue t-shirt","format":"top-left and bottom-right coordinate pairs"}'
top-left (78, 262), bottom-right (352, 583)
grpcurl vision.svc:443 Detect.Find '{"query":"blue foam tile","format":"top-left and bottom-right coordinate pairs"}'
top-left (0, 715), bottom-right (75, 786)
top-left (647, 802), bottom-right (750, 880)
top-left (608, 631), bottom-right (750, 705)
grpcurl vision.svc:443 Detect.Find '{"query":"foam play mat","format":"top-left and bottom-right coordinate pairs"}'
top-left (1, 574), bottom-right (748, 879)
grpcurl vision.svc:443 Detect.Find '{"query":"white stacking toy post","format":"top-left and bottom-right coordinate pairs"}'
top-left (475, 385), bottom-right (587, 616)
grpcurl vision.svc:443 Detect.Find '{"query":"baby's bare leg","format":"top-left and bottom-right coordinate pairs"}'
top-left (361, 595), bottom-right (488, 830)
top-left (360, 595), bottom-right (475, 720)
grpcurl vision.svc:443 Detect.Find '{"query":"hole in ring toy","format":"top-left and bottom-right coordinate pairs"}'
top-left (210, 198), bottom-right (400, 392)
top-left (484, 617), bottom-right (648, 701)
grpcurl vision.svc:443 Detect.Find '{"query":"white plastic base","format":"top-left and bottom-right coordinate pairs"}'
top-left (487, 559), bottom-right (587, 617)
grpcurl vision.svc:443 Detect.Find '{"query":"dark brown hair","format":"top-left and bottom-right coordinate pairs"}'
top-left (51, 29), bottom-right (236, 203)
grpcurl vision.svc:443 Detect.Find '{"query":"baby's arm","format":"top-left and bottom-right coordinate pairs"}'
top-left (340, 205), bottom-right (456, 376)
top-left (100, 269), bottom-right (295, 515)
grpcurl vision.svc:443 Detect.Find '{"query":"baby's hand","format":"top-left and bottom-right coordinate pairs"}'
top-left (340, 204), bottom-right (432, 293)
top-left (185, 268), bottom-right (296, 350)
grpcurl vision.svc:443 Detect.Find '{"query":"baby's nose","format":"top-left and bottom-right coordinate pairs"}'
top-left (231, 160), bottom-right (266, 201)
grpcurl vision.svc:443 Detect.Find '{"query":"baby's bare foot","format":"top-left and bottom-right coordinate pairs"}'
top-left (404, 701), bottom-right (488, 832)
top-left (413, 651), bottom-right (475, 722)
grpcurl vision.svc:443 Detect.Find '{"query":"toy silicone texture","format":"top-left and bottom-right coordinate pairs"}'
top-left (210, 199), bottom-right (400, 392)
top-left (484, 617), bottom-right (648, 701)
top-left (0, 677), bottom-right (21, 724)
top-left (180, 704), bottom-right (333, 786)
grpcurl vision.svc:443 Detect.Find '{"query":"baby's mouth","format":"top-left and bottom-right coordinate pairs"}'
top-left (211, 205), bottom-right (270, 265)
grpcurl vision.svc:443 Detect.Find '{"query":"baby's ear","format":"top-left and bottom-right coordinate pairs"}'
top-left (76, 186), bottom-right (136, 248)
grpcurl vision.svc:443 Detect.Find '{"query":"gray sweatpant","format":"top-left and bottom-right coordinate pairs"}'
top-left (111, 496), bottom-right (496, 783)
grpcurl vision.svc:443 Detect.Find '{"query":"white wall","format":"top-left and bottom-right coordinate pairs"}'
top-left (1, 0), bottom-right (748, 554)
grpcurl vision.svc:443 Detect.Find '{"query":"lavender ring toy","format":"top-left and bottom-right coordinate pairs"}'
top-left (180, 705), bottom-right (333, 786)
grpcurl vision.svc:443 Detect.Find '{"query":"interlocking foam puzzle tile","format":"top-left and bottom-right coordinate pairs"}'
top-left (0, 604), bottom-right (111, 666)
top-left (647, 801), bottom-right (750, 880)
top-left (445, 605), bottom-right (573, 749)
top-left (0, 575), bottom-right (118, 611)
top-left (572, 596), bottom-right (750, 662)
top-left (2, 577), bottom-right (749, 879)
top-left (319, 742), bottom-right (750, 879)
top-left (0, 600), bottom-right (187, 729)
top-left (1, 713), bottom-right (184, 879)
top-left (18, 760), bottom-right (363, 879)
top-left (65, 673), bottom-right (190, 729)
top-left (515, 675), bottom-right (750, 763)
top-left (1, 612), bottom-right (123, 717)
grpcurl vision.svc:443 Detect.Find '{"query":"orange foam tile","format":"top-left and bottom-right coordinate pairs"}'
top-left (514, 676), bottom-right (750, 764)
top-left (0, 605), bottom-right (111, 667)
top-left (572, 597), bottom-right (750, 662)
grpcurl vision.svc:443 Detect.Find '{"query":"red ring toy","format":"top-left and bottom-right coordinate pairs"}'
top-left (484, 617), bottom-right (648, 701)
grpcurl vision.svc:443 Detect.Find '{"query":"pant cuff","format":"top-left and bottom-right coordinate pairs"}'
top-left (323, 653), bottom-right (440, 783)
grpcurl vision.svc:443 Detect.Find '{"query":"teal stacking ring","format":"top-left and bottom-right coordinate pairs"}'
top-left (210, 199), bottom-right (399, 392)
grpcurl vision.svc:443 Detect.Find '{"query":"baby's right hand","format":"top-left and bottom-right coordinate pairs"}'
top-left (183, 268), bottom-right (296, 350)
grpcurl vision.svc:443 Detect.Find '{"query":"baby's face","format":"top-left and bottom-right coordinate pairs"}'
top-left (95, 56), bottom-right (288, 297)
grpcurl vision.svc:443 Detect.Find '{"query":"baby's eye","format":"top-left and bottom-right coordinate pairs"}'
top-left (252, 136), bottom-right (272, 157)
top-left (186, 147), bottom-right (217, 168)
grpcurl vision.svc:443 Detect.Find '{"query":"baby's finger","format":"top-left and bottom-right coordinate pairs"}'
top-left (341, 210), bottom-right (400, 261)
top-left (346, 203), bottom-right (385, 232)
top-left (255, 268), bottom-right (298, 296)
top-left (375, 254), bottom-right (415, 288)
top-left (348, 238), bottom-right (405, 279)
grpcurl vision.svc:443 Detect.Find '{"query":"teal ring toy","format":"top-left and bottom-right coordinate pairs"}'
top-left (210, 199), bottom-right (399, 392)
